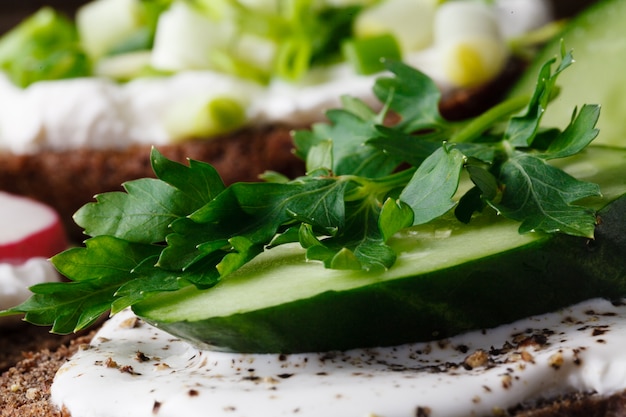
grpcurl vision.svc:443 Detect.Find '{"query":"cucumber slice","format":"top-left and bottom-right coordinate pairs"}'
top-left (508, 0), bottom-right (626, 147)
top-left (134, 146), bottom-right (626, 353)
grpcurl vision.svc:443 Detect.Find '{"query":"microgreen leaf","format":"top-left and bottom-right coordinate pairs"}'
top-left (295, 107), bottom-right (399, 178)
top-left (466, 162), bottom-right (499, 201)
top-left (455, 186), bottom-right (486, 224)
top-left (216, 236), bottom-right (264, 276)
top-left (150, 147), bottom-right (226, 205)
top-left (111, 258), bottom-right (185, 314)
top-left (539, 104), bottom-right (600, 160)
top-left (305, 139), bottom-right (333, 173)
top-left (373, 59), bottom-right (445, 132)
top-left (379, 198), bottom-right (414, 242)
top-left (52, 236), bottom-right (163, 282)
top-left (2, 236), bottom-right (162, 333)
top-left (7, 280), bottom-right (120, 334)
top-left (504, 44), bottom-right (573, 148)
top-left (491, 153), bottom-right (600, 237)
top-left (75, 148), bottom-right (224, 243)
top-left (74, 178), bottom-right (188, 243)
top-left (400, 146), bottom-right (465, 225)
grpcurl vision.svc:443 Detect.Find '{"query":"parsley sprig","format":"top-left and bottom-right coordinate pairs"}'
top-left (1, 46), bottom-right (601, 333)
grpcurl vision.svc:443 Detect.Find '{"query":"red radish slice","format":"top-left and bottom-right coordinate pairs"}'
top-left (0, 192), bottom-right (68, 264)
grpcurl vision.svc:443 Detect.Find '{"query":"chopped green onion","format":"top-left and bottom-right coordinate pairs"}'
top-left (342, 33), bottom-right (402, 75)
top-left (94, 50), bottom-right (152, 80)
top-left (0, 7), bottom-right (90, 87)
top-left (275, 37), bottom-right (312, 81)
top-left (165, 95), bottom-right (247, 141)
top-left (434, 0), bottom-right (508, 87)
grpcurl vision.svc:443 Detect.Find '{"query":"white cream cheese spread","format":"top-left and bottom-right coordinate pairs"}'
top-left (0, 258), bottom-right (58, 323)
top-left (53, 298), bottom-right (626, 417)
top-left (0, 0), bottom-right (550, 155)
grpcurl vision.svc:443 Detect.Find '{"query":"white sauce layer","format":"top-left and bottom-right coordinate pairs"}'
top-left (0, 0), bottom-right (550, 155)
top-left (53, 298), bottom-right (626, 417)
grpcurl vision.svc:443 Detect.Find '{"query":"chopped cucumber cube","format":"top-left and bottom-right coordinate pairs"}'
top-left (151, 1), bottom-right (235, 71)
top-left (164, 95), bottom-right (247, 140)
top-left (354, 0), bottom-right (437, 53)
top-left (77, 0), bottom-right (142, 60)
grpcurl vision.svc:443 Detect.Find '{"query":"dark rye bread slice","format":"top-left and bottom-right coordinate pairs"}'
top-left (0, 332), bottom-right (94, 417)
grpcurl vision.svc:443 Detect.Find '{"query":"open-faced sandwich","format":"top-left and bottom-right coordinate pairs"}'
top-left (0, 0), bottom-right (553, 239)
top-left (7, 0), bottom-right (626, 416)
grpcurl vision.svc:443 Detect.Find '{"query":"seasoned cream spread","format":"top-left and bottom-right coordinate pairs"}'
top-left (53, 298), bottom-right (626, 417)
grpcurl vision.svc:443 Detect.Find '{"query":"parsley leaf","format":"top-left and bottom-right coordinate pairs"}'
top-left (1, 46), bottom-right (607, 333)
top-left (492, 153), bottom-right (600, 237)
top-left (400, 146), bottom-right (465, 226)
top-left (11, 236), bottom-right (162, 333)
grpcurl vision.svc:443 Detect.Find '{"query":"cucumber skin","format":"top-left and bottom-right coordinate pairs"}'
top-left (139, 196), bottom-right (626, 353)
top-left (509, 0), bottom-right (626, 146)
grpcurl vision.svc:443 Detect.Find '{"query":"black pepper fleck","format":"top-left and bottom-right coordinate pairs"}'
top-left (456, 344), bottom-right (469, 354)
top-left (416, 406), bottom-right (432, 417)
top-left (120, 365), bottom-right (141, 376)
top-left (592, 327), bottom-right (609, 337)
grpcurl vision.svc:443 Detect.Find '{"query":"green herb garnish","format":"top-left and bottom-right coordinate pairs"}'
top-left (1, 45), bottom-right (601, 333)
top-left (0, 8), bottom-right (90, 87)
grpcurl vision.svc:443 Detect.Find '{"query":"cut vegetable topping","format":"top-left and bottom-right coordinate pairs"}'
top-left (353, 0), bottom-right (436, 53)
top-left (0, 0), bottom-right (519, 87)
top-left (342, 33), bottom-right (402, 75)
top-left (164, 95), bottom-right (247, 140)
top-left (77, 0), bottom-right (142, 60)
top-left (434, 0), bottom-right (508, 87)
top-left (0, 48), bottom-right (608, 337)
top-left (0, 8), bottom-right (90, 87)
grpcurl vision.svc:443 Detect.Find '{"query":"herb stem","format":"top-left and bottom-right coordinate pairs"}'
top-left (343, 168), bottom-right (417, 202)
top-left (451, 94), bottom-right (530, 144)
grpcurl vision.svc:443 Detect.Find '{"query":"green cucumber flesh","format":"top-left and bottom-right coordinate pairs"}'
top-left (508, 0), bottom-right (626, 147)
top-left (134, 146), bottom-right (626, 353)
